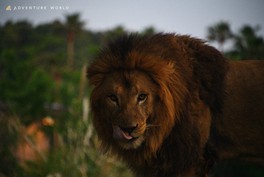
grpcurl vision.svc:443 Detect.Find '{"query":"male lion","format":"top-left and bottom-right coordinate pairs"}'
top-left (87, 33), bottom-right (264, 177)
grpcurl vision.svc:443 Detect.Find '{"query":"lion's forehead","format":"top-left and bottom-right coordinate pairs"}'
top-left (110, 80), bottom-right (142, 98)
top-left (105, 71), bottom-right (156, 94)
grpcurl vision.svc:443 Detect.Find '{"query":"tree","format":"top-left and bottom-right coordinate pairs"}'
top-left (0, 21), bottom-right (34, 49)
top-left (102, 25), bottom-right (127, 44)
top-left (233, 25), bottom-right (264, 59)
top-left (0, 21), bottom-right (54, 124)
top-left (0, 53), bottom-right (54, 124)
top-left (207, 21), bottom-right (233, 52)
top-left (65, 13), bottom-right (84, 69)
top-left (141, 26), bottom-right (157, 36)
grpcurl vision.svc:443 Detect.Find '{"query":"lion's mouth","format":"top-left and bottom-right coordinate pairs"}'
top-left (113, 125), bottom-right (138, 142)
top-left (112, 124), bottom-right (145, 149)
top-left (113, 125), bottom-right (145, 149)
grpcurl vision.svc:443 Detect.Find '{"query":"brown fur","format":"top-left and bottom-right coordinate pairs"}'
top-left (87, 33), bottom-right (264, 177)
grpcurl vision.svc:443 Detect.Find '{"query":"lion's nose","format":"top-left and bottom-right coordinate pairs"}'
top-left (119, 124), bottom-right (138, 134)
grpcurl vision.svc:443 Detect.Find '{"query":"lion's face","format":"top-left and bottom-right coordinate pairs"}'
top-left (95, 70), bottom-right (158, 150)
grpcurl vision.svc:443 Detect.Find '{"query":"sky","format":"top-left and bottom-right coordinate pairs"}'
top-left (0, 0), bottom-right (264, 40)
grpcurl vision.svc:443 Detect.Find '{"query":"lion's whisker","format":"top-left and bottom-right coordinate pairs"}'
top-left (146, 124), bottom-right (160, 128)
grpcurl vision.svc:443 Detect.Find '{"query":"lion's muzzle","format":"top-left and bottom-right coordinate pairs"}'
top-left (112, 124), bottom-right (146, 149)
top-left (113, 125), bottom-right (138, 141)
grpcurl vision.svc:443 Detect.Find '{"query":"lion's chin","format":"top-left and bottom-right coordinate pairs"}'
top-left (117, 136), bottom-right (145, 150)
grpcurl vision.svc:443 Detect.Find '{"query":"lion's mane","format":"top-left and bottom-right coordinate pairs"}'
top-left (87, 33), bottom-right (228, 176)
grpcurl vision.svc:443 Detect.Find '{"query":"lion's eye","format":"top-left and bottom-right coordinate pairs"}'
top-left (138, 93), bottom-right (147, 102)
top-left (108, 94), bottom-right (118, 103)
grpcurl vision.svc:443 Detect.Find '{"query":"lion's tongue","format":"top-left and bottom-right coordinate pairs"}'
top-left (113, 126), bottom-right (133, 141)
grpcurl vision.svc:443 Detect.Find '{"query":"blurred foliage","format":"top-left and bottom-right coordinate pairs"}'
top-left (0, 13), bottom-right (263, 177)
top-left (0, 115), bottom-right (23, 177)
top-left (207, 21), bottom-right (233, 52)
top-left (0, 13), bottom-right (134, 177)
top-left (231, 25), bottom-right (264, 59)
top-left (207, 21), bottom-right (264, 60)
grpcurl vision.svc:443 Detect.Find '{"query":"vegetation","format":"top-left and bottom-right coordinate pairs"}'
top-left (207, 21), bottom-right (233, 52)
top-left (207, 21), bottom-right (264, 59)
top-left (0, 14), bottom-right (263, 177)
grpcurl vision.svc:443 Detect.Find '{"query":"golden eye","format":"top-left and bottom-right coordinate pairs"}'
top-left (108, 94), bottom-right (118, 102)
top-left (138, 93), bottom-right (147, 102)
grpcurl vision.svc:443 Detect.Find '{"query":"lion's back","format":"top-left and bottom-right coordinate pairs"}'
top-left (213, 60), bottom-right (264, 164)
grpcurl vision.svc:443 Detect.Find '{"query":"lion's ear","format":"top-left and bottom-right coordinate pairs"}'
top-left (86, 65), bottom-right (105, 87)
top-left (192, 44), bottom-right (228, 113)
top-left (88, 73), bottom-right (104, 87)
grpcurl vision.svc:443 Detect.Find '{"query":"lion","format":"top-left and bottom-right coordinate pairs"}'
top-left (87, 33), bottom-right (264, 177)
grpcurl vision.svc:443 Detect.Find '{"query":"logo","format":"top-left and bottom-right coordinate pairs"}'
top-left (4, 5), bottom-right (70, 11)
top-left (6, 5), bottom-right (12, 11)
